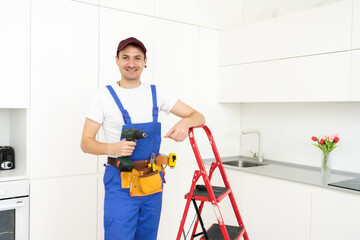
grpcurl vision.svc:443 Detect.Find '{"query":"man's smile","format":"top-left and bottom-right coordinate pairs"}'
top-left (125, 67), bottom-right (138, 72)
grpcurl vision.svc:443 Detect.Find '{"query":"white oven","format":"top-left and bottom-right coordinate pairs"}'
top-left (0, 180), bottom-right (29, 240)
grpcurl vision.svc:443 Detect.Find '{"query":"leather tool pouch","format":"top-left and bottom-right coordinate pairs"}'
top-left (139, 171), bottom-right (163, 194)
top-left (121, 168), bottom-right (153, 189)
top-left (125, 168), bottom-right (163, 197)
top-left (120, 172), bottom-right (131, 189)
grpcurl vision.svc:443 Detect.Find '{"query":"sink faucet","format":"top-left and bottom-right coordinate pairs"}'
top-left (241, 130), bottom-right (263, 163)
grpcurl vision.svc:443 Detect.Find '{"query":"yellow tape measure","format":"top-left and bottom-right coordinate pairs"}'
top-left (168, 153), bottom-right (177, 168)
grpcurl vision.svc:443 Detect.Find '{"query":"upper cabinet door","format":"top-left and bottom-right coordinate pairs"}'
top-left (76, 0), bottom-right (99, 5)
top-left (0, 1), bottom-right (30, 108)
top-left (99, 7), bottom-right (154, 88)
top-left (154, 19), bottom-right (199, 107)
top-left (275, 52), bottom-right (351, 102)
top-left (219, 18), bottom-right (276, 66)
top-left (353, 0), bottom-right (360, 49)
top-left (30, 0), bottom-right (99, 178)
top-left (100, 0), bottom-right (154, 16)
top-left (276, 0), bottom-right (352, 59)
top-left (155, 0), bottom-right (199, 25)
top-left (351, 50), bottom-right (360, 101)
top-left (199, 0), bottom-right (243, 29)
top-left (218, 61), bottom-right (275, 102)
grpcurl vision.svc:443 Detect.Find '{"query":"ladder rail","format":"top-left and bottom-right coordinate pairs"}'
top-left (178, 125), bottom-right (249, 240)
top-left (189, 126), bottom-right (231, 240)
top-left (207, 162), bottom-right (218, 182)
top-left (200, 126), bottom-right (232, 189)
top-left (190, 161), bottom-right (218, 240)
top-left (176, 170), bottom-right (202, 240)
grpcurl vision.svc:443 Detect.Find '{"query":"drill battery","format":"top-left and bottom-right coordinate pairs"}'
top-left (114, 157), bottom-right (134, 172)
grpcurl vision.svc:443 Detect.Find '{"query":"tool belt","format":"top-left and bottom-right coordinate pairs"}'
top-left (107, 156), bottom-right (169, 197)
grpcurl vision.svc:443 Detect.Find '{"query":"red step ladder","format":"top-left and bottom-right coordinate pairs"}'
top-left (176, 125), bottom-right (249, 240)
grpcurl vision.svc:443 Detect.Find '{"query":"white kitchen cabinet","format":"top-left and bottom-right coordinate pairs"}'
top-left (30, 174), bottom-right (98, 240)
top-left (217, 0), bottom-right (357, 103)
top-left (154, 19), bottom-right (199, 163)
top-left (244, 174), bottom-right (311, 240)
top-left (217, 50), bottom-right (353, 103)
top-left (219, 18), bottom-right (276, 66)
top-left (275, 0), bottom-right (352, 59)
top-left (199, 0), bottom-right (243, 30)
top-left (0, 0), bottom-right (30, 108)
top-left (311, 187), bottom-right (360, 240)
top-left (218, 61), bottom-right (275, 102)
top-left (208, 168), bottom-right (360, 240)
top-left (197, 168), bottom-right (311, 240)
top-left (154, 18), bottom-right (198, 108)
top-left (351, 50), bottom-right (360, 100)
top-left (275, 51), bottom-right (351, 102)
top-left (241, 0), bottom-right (274, 25)
top-left (212, 167), bottom-right (247, 227)
top-left (30, 0), bottom-right (98, 178)
top-left (76, 0), bottom-right (99, 5)
top-left (99, 7), bottom-right (154, 88)
top-left (353, 0), bottom-right (360, 49)
top-left (100, 0), bottom-right (154, 16)
top-left (158, 163), bottom-right (199, 239)
top-left (155, 0), bottom-right (199, 25)
top-left (198, 28), bottom-right (242, 158)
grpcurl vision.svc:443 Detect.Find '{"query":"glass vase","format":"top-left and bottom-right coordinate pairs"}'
top-left (321, 152), bottom-right (331, 174)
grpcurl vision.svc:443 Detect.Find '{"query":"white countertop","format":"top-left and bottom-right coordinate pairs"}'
top-left (0, 168), bottom-right (28, 182)
top-left (204, 155), bottom-right (360, 195)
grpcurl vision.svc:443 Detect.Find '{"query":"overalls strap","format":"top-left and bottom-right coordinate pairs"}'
top-left (151, 85), bottom-right (159, 122)
top-left (106, 85), bottom-right (132, 124)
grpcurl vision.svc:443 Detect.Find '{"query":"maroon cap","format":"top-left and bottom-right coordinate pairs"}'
top-left (117, 37), bottom-right (147, 55)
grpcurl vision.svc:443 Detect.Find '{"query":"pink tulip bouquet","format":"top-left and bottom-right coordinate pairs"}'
top-left (311, 134), bottom-right (340, 155)
top-left (311, 133), bottom-right (340, 173)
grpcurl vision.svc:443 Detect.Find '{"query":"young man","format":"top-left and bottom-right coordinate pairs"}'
top-left (81, 37), bottom-right (205, 240)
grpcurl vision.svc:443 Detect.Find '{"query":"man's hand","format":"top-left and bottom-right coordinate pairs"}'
top-left (81, 118), bottom-right (137, 156)
top-left (109, 139), bottom-right (136, 157)
top-left (164, 120), bottom-right (189, 142)
top-left (164, 100), bottom-right (205, 142)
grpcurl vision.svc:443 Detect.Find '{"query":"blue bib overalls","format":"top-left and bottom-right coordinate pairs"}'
top-left (103, 85), bottom-right (163, 240)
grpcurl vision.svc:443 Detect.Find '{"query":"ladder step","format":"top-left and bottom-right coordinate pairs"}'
top-left (185, 185), bottom-right (230, 202)
top-left (200, 224), bottom-right (243, 240)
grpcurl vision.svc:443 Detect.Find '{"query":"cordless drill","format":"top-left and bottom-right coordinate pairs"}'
top-left (114, 128), bottom-right (147, 172)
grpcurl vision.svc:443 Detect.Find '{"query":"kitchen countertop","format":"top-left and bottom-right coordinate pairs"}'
top-left (203, 155), bottom-right (360, 195)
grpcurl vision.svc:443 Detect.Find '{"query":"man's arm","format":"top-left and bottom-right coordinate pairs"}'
top-left (81, 118), bottom-right (136, 156)
top-left (164, 99), bottom-right (205, 142)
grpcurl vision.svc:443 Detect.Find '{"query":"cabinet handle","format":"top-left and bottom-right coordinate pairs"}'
top-left (0, 201), bottom-right (24, 211)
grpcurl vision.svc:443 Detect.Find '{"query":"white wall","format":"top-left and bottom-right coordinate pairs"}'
top-left (0, 110), bottom-right (10, 145)
top-left (240, 103), bottom-right (360, 173)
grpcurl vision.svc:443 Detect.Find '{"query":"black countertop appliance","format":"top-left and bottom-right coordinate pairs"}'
top-left (0, 146), bottom-right (15, 170)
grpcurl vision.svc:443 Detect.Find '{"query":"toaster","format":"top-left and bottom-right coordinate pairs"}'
top-left (0, 146), bottom-right (15, 170)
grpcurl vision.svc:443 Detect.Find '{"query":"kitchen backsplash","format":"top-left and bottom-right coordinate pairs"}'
top-left (240, 102), bottom-right (360, 173)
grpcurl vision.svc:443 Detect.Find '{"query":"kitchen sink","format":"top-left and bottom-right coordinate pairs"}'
top-left (223, 160), bottom-right (268, 168)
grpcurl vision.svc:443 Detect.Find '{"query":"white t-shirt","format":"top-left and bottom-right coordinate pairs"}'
top-left (86, 83), bottom-right (178, 144)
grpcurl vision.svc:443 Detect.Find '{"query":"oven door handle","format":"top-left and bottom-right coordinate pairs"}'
top-left (0, 201), bottom-right (25, 211)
